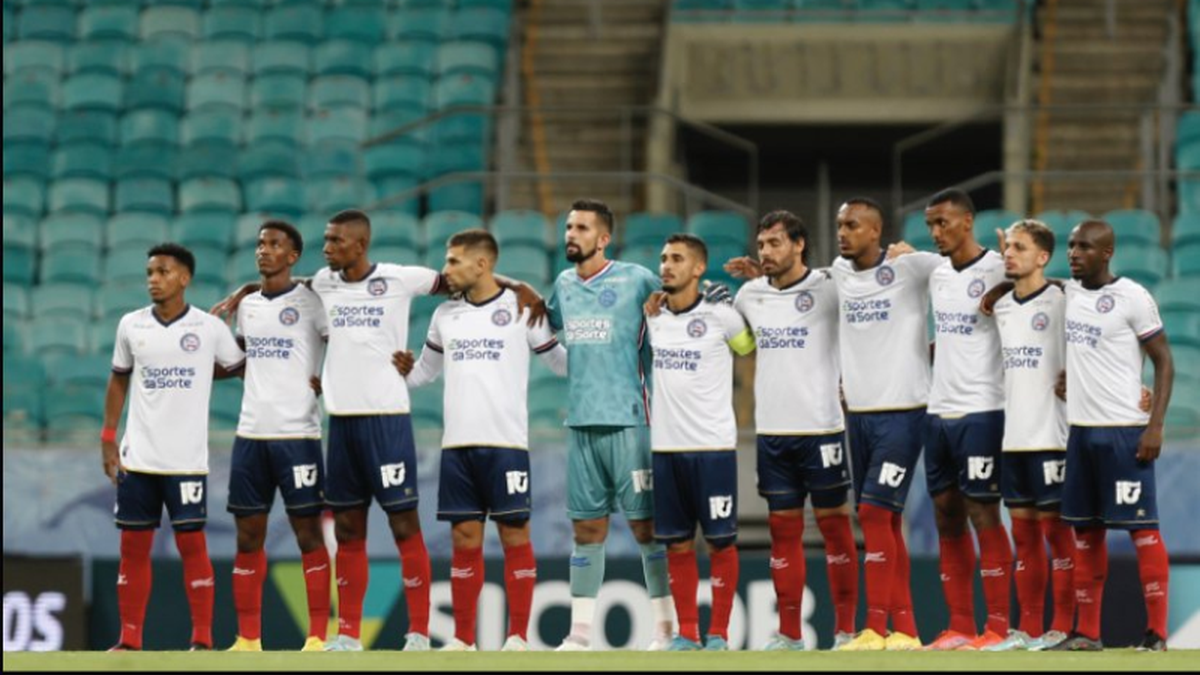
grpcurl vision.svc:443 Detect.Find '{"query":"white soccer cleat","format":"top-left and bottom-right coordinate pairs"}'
top-left (832, 631), bottom-right (854, 650)
top-left (646, 635), bottom-right (674, 651)
top-left (501, 636), bottom-right (531, 652)
top-left (555, 635), bottom-right (590, 651)
top-left (403, 633), bottom-right (431, 652)
top-left (322, 634), bottom-right (363, 652)
top-left (438, 638), bottom-right (477, 652)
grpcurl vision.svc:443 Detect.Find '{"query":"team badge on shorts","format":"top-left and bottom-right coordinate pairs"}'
top-left (1031, 311), bottom-right (1050, 331)
top-left (368, 278), bottom-right (388, 296)
top-left (875, 265), bottom-right (895, 286)
top-left (1096, 294), bottom-right (1115, 313)
top-left (968, 278), bottom-right (986, 298)
top-left (687, 318), bottom-right (708, 338)
top-left (179, 333), bottom-right (201, 352)
top-left (598, 288), bottom-right (617, 308)
top-left (794, 291), bottom-right (815, 313)
top-left (279, 307), bottom-right (300, 326)
top-left (492, 308), bottom-right (512, 326)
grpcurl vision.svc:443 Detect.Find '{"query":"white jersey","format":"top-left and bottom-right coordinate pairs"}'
top-left (312, 263), bottom-right (440, 415)
top-left (647, 299), bottom-right (749, 452)
top-left (993, 284), bottom-right (1068, 451)
top-left (830, 251), bottom-right (941, 412)
top-left (111, 305), bottom-right (245, 474)
top-left (235, 284), bottom-right (328, 439)
top-left (1064, 277), bottom-right (1163, 426)
top-left (410, 289), bottom-right (565, 450)
top-left (928, 250), bottom-right (1006, 415)
top-left (734, 270), bottom-right (843, 435)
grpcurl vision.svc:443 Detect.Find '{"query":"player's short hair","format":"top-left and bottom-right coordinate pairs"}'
top-left (665, 232), bottom-right (708, 264)
top-left (329, 209), bottom-right (371, 230)
top-left (570, 198), bottom-right (615, 234)
top-left (1007, 219), bottom-right (1055, 257)
top-left (926, 187), bottom-right (976, 216)
top-left (447, 228), bottom-right (499, 261)
top-left (147, 242), bottom-right (195, 277)
top-left (758, 209), bottom-right (809, 263)
top-left (259, 219), bottom-right (303, 254)
top-left (842, 196), bottom-right (886, 226)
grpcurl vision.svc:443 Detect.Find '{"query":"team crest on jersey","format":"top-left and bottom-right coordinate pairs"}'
top-left (1096, 294), bottom-right (1115, 313)
top-left (368, 278), bottom-right (388, 296)
top-left (179, 333), bottom-right (201, 352)
top-left (875, 265), bottom-right (895, 286)
top-left (279, 307), bottom-right (300, 326)
top-left (492, 308), bottom-right (512, 326)
top-left (598, 287), bottom-right (617, 308)
top-left (967, 278), bottom-right (987, 298)
top-left (687, 318), bottom-right (708, 338)
top-left (1031, 312), bottom-right (1050, 331)
top-left (794, 291), bottom-right (815, 313)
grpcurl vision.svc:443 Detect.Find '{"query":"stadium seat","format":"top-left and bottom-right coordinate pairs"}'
top-left (203, 7), bottom-right (263, 43)
top-left (1111, 245), bottom-right (1168, 288)
top-left (308, 108), bottom-right (369, 145)
top-left (18, 6), bottom-right (77, 42)
top-left (240, 142), bottom-right (303, 180)
top-left (1103, 209), bottom-right (1161, 248)
top-left (429, 142), bottom-right (486, 174)
top-left (188, 72), bottom-right (248, 112)
top-left (174, 212), bottom-right (236, 252)
top-left (372, 246), bottom-right (421, 268)
top-left (78, 6), bottom-right (139, 41)
top-left (2, 247), bottom-right (36, 286)
top-left (245, 109), bottom-right (305, 148)
top-left (44, 385), bottom-right (105, 441)
top-left (96, 284), bottom-right (149, 323)
top-left (902, 211), bottom-right (936, 250)
top-left (181, 109), bottom-right (243, 147)
top-left (3, 284), bottom-right (30, 321)
top-left (309, 178), bottom-right (374, 213)
top-left (434, 74), bottom-right (496, 108)
top-left (374, 76), bottom-right (433, 113)
top-left (364, 144), bottom-right (425, 182)
top-left (315, 40), bottom-right (373, 78)
top-left (429, 182), bottom-right (484, 214)
top-left (1035, 209), bottom-right (1091, 241)
top-left (437, 41), bottom-right (499, 80)
top-left (421, 245), bottom-right (447, 271)
top-left (32, 284), bottom-right (96, 321)
top-left (52, 355), bottom-right (112, 388)
top-left (495, 245), bottom-right (551, 287)
top-left (103, 248), bottom-right (153, 285)
top-left (178, 178), bottom-right (242, 213)
top-left (39, 213), bottom-right (104, 252)
top-left (309, 75), bottom-right (371, 110)
top-left (388, 8), bottom-right (449, 42)
top-left (451, 7), bottom-right (510, 51)
top-left (226, 247), bottom-right (261, 284)
top-left (1173, 214), bottom-right (1200, 248)
top-left (107, 213), bottom-right (170, 251)
top-left (114, 178), bottom-right (175, 215)
top-left (327, 5), bottom-right (386, 44)
top-left (234, 213), bottom-right (274, 248)
top-left (374, 42), bottom-right (437, 79)
top-left (131, 37), bottom-right (191, 77)
top-left (250, 73), bottom-right (308, 110)
top-left (1162, 311), bottom-right (1200, 348)
top-left (620, 244), bottom-right (663, 272)
top-left (371, 110), bottom-right (431, 145)
top-left (40, 249), bottom-right (102, 285)
top-left (5, 107), bottom-right (57, 146)
top-left (688, 210), bottom-right (749, 248)
top-left (295, 213), bottom-right (329, 249)
top-left (114, 144), bottom-right (178, 180)
top-left (372, 212), bottom-right (422, 249)
top-left (141, 6), bottom-right (201, 41)
top-left (119, 109), bottom-right (180, 147)
top-left (372, 177), bottom-right (421, 216)
top-left (178, 143), bottom-right (239, 181)
top-left (3, 214), bottom-right (37, 253)
top-left (3, 143), bottom-right (51, 181)
top-left (305, 142), bottom-right (362, 179)
top-left (625, 212), bottom-right (684, 247)
top-left (424, 211), bottom-right (485, 246)
top-left (491, 210), bottom-right (549, 248)
top-left (5, 69), bottom-right (60, 110)
top-left (265, 5), bottom-right (324, 44)
top-left (67, 40), bottom-right (129, 77)
top-left (192, 40), bottom-right (251, 77)
top-left (5, 41), bottom-right (66, 78)
top-left (1155, 279), bottom-right (1200, 314)
top-left (48, 179), bottom-right (109, 217)
top-left (974, 208), bottom-right (1022, 232)
top-left (3, 177), bottom-right (47, 218)
top-left (252, 41), bottom-right (312, 77)
top-left (1172, 241), bottom-right (1200, 278)
top-left (55, 112), bottom-right (115, 150)
top-left (246, 178), bottom-right (306, 217)
top-left (124, 69), bottom-right (186, 112)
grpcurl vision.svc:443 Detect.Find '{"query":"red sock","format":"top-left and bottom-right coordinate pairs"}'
top-left (858, 504), bottom-right (896, 635)
top-left (1011, 517), bottom-right (1046, 637)
top-left (450, 547), bottom-right (484, 645)
top-left (890, 512), bottom-right (917, 637)
top-left (397, 535), bottom-right (432, 637)
top-left (335, 538), bottom-right (368, 639)
top-left (709, 545), bottom-right (739, 641)
top-left (939, 531), bottom-right (977, 635)
top-left (667, 549), bottom-right (700, 642)
top-left (1042, 517), bottom-right (1076, 634)
top-left (175, 530), bottom-right (214, 648)
top-left (1132, 530), bottom-right (1169, 639)
top-left (503, 542), bottom-right (537, 640)
top-left (768, 513), bottom-right (805, 640)
top-left (1074, 527), bottom-right (1107, 641)
top-left (117, 530), bottom-right (154, 650)
top-left (817, 513), bottom-right (858, 636)
top-left (301, 548), bottom-right (331, 640)
top-left (978, 525), bottom-right (1013, 635)
top-left (232, 550), bottom-right (267, 641)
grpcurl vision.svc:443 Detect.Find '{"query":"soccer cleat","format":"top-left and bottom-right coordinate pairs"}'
top-left (703, 635), bottom-right (730, 651)
top-left (107, 644), bottom-right (139, 652)
top-left (189, 642), bottom-right (212, 651)
top-left (832, 631), bottom-right (854, 650)
top-left (323, 634), bottom-right (364, 652)
top-left (1047, 632), bottom-right (1103, 652)
top-left (501, 636), bottom-right (531, 652)
top-left (646, 635), bottom-right (673, 651)
top-left (555, 635), bottom-right (590, 651)
top-left (438, 638), bottom-right (477, 652)
top-left (666, 636), bottom-right (703, 651)
top-left (981, 629), bottom-right (1031, 652)
top-left (300, 636), bottom-right (325, 652)
top-left (403, 633), bottom-right (431, 652)
top-left (960, 630), bottom-right (1005, 651)
top-left (1136, 630), bottom-right (1167, 652)
top-left (227, 636), bottom-right (262, 652)
top-left (923, 630), bottom-right (974, 651)
top-left (884, 631), bottom-right (922, 651)
top-left (762, 634), bottom-right (805, 651)
top-left (1027, 630), bottom-right (1068, 651)
top-left (835, 628), bottom-right (886, 651)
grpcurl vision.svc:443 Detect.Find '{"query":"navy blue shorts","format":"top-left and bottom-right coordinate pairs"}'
top-left (227, 437), bottom-right (326, 517)
top-left (437, 447), bottom-right (532, 523)
top-left (924, 410), bottom-right (1005, 501)
top-left (847, 409), bottom-right (926, 512)
top-left (1062, 425), bottom-right (1158, 530)
top-left (114, 471), bottom-right (207, 531)
top-left (1001, 451), bottom-right (1067, 510)
top-left (326, 414), bottom-right (419, 513)
top-left (652, 451), bottom-right (738, 545)
top-left (756, 434), bottom-right (851, 512)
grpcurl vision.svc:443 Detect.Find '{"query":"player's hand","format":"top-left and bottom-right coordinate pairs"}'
top-left (978, 281), bottom-right (1013, 317)
top-left (644, 291), bottom-right (667, 317)
top-left (309, 376), bottom-right (322, 397)
top-left (996, 227), bottom-right (1008, 254)
top-left (513, 283), bottom-right (547, 327)
top-left (702, 280), bottom-right (732, 305)
top-left (102, 440), bottom-right (121, 485)
top-left (724, 256), bottom-right (763, 280)
top-left (886, 241), bottom-right (915, 259)
top-left (392, 350), bottom-right (415, 377)
top-left (1139, 385), bottom-right (1153, 413)
top-left (210, 284), bottom-right (256, 326)
top-left (1055, 370), bottom-right (1067, 401)
top-left (1136, 425), bottom-right (1164, 463)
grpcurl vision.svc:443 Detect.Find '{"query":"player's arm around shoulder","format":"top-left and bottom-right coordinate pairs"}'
top-left (720, 304), bottom-right (756, 357)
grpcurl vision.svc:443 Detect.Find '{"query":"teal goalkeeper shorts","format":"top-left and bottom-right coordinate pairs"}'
top-left (566, 426), bottom-right (654, 521)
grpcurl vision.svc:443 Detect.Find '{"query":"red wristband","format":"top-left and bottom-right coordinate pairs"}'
top-left (101, 428), bottom-right (118, 444)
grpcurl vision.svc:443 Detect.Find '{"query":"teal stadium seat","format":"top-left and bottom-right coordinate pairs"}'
top-left (902, 211), bottom-right (936, 250)
top-left (1111, 245), bottom-right (1167, 288)
top-left (4, 284), bottom-right (30, 321)
top-left (365, 144), bottom-right (426, 182)
top-left (125, 70), bottom-right (186, 112)
top-left (974, 208), bottom-right (1022, 233)
top-left (428, 182), bottom-right (485, 215)
top-left (179, 178), bottom-right (242, 213)
top-left (1180, 179), bottom-right (1200, 216)
top-left (372, 177), bottom-right (421, 216)
top-left (115, 144), bottom-right (178, 180)
top-left (53, 355), bottom-right (112, 388)
top-left (52, 143), bottom-right (113, 181)
top-left (210, 380), bottom-right (244, 431)
top-left (253, 41), bottom-right (312, 77)
top-left (203, 7), bottom-right (263, 43)
top-left (182, 109), bottom-right (243, 147)
top-left (3, 214), bottom-right (36, 250)
top-left (234, 213), bottom-right (273, 248)
top-left (250, 74), bottom-right (309, 110)
top-left (5, 41), bottom-right (66, 78)
top-left (3, 144), bottom-right (51, 181)
top-left (308, 108), bottom-right (370, 144)
top-left (373, 76), bottom-right (433, 113)
top-left (227, 248), bottom-right (261, 284)
top-left (44, 385), bottom-right (105, 441)
top-left (107, 213), bottom-right (170, 251)
top-left (119, 109), bottom-right (180, 147)
top-left (40, 248), bottom-right (102, 285)
top-left (3, 177), bottom-right (47, 218)
top-left (1103, 209), bottom-right (1161, 248)
top-left (625, 212), bottom-right (684, 247)
top-left (451, 7), bottom-right (510, 51)
top-left (240, 142), bottom-right (303, 180)
top-left (114, 178), bottom-right (175, 215)
top-left (141, 7), bottom-right (201, 41)
top-left (372, 246), bottom-right (421, 268)
top-left (265, 5), bottom-right (324, 44)
top-left (246, 178), bottom-right (306, 217)
top-left (425, 211), bottom-right (485, 246)
top-left (1162, 311), bottom-right (1200, 348)
top-left (315, 40), bottom-right (374, 78)
top-left (296, 214), bottom-right (329, 250)
top-left (492, 210), bottom-right (549, 248)
top-left (39, 213), bottom-right (104, 252)
top-left (175, 212), bottom-right (235, 254)
top-left (327, 5), bottom-right (386, 44)
top-left (56, 111), bottom-right (116, 148)
top-left (372, 212), bottom-right (421, 249)
top-left (32, 284), bottom-right (96, 321)
top-left (305, 141), bottom-right (361, 179)
top-left (1034, 209), bottom-right (1091, 242)
top-left (5, 69), bottom-right (60, 110)
top-left (104, 248), bottom-right (156, 285)
top-left (247, 110), bottom-right (305, 147)
top-left (18, 6), bottom-right (76, 42)
top-left (1155, 279), bottom-right (1200, 314)
top-left (6, 107), bottom-right (56, 145)
top-left (180, 143), bottom-right (238, 181)
top-left (49, 178), bottom-right (109, 216)
top-left (621, 244), bottom-right (664, 271)
top-left (192, 41), bottom-right (251, 77)
top-left (389, 8), bottom-right (449, 42)
top-left (688, 210), bottom-right (749, 248)
top-left (3, 247), bottom-right (36, 286)
top-left (131, 38), bottom-right (191, 77)
top-left (188, 72), bottom-right (248, 112)
top-left (495, 245), bottom-right (551, 287)
top-left (434, 74), bottom-right (495, 108)
top-left (78, 6), bottom-right (139, 41)
top-left (309, 75), bottom-right (371, 110)
top-left (63, 73), bottom-right (122, 112)
top-left (67, 41), bottom-right (129, 77)
top-left (437, 41), bottom-right (499, 80)
top-left (1172, 242), bottom-right (1200, 277)
top-left (1172, 214), bottom-right (1200, 247)
top-left (309, 178), bottom-right (375, 213)
top-left (374, 42), bottom-right (437, 78)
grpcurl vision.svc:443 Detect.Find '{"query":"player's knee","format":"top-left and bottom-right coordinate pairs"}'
top-left (628, 520), bottom-right (655, 545)
top-left (572, 518), bottom-right (608, 544)
top-left (496, 520), bottom-right (530, 548)
top-left (334, 510), bottom-right (368, 543)
top-left (387, 509), bottom-right (421, 541)
top-left (966, 499), bottom-right (1002, 530)
top-left (290, 518), bottom-right (325, 553)
top-left (705, 538), bottom-right (735, 554)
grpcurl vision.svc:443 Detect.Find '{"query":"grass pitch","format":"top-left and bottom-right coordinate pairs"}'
top-left (4, 650), bottom-right (1198, 672)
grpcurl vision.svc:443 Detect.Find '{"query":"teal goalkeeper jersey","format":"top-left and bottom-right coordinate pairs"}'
top-left (547, 260), bottom-right (660, 428)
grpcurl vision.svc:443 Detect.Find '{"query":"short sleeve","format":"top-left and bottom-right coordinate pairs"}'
top-left (212, 319), bottom-right (246, 369)
top-left (718, 305), bottom-right (749, 341)
top-left (425, 306), bottom-right (444, 352)
top-left (639, 264), bottom-right (662, 298)
top-left (111, 316), bottom-right (133, 373)
top-left (733, 285), bottom-right (750, 318)
top-left (234, 301), bottom-right (246, 339)
top-left (546, 283), bottom-right (564, 332)
top-left (1128, 285), bottom-right (1164, 342)
top-left (526, 309), bottom-right (559, 352)
top-left (395, 265), bottom-right (441, 297)
top-left (906, 251), bottom-right (943, 282)
top-left (311, 297), bottom-right (329, 338)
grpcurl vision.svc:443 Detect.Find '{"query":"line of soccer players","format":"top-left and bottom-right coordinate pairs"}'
top-left (100, 190), bottom-right (1173, 653)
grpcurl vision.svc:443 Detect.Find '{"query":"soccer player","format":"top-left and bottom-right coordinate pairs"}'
top-left (1050, 220), bottom-right (1174, 652)
top-left (226, 221), bottom-right (330, 653)
top-left (395, 229), bottom-right (567, 652)
top-left (919, 189), bottom-right (1013, 651)
top-left (987, 220), bottom-right (1076, 651)
top-left (647, 234), bottom-right (755, 651)
top-left (102, 243), bottom-right (246, 651)
top-left (731, 211), bottom-right (858, 650)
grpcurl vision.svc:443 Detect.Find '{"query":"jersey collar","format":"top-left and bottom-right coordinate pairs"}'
top-left (577, 260), bottom-right (614, 285)
top-left (466, 287), bottom-right (506, 307)
top-left (1013, 282), bottom-right (1050, 305)
top-left (666, 293), bottom-right (703, 316)
top-left (952, 247), bottom-right (989, 272)
top-left (772, 267), bottom-right (812, 291)
top-left (339, 263), bottom-right (378, 284)
top-left (260, 282), bottom-right (299, 300)
top-left (153, 304), bottom-right (191, 328)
